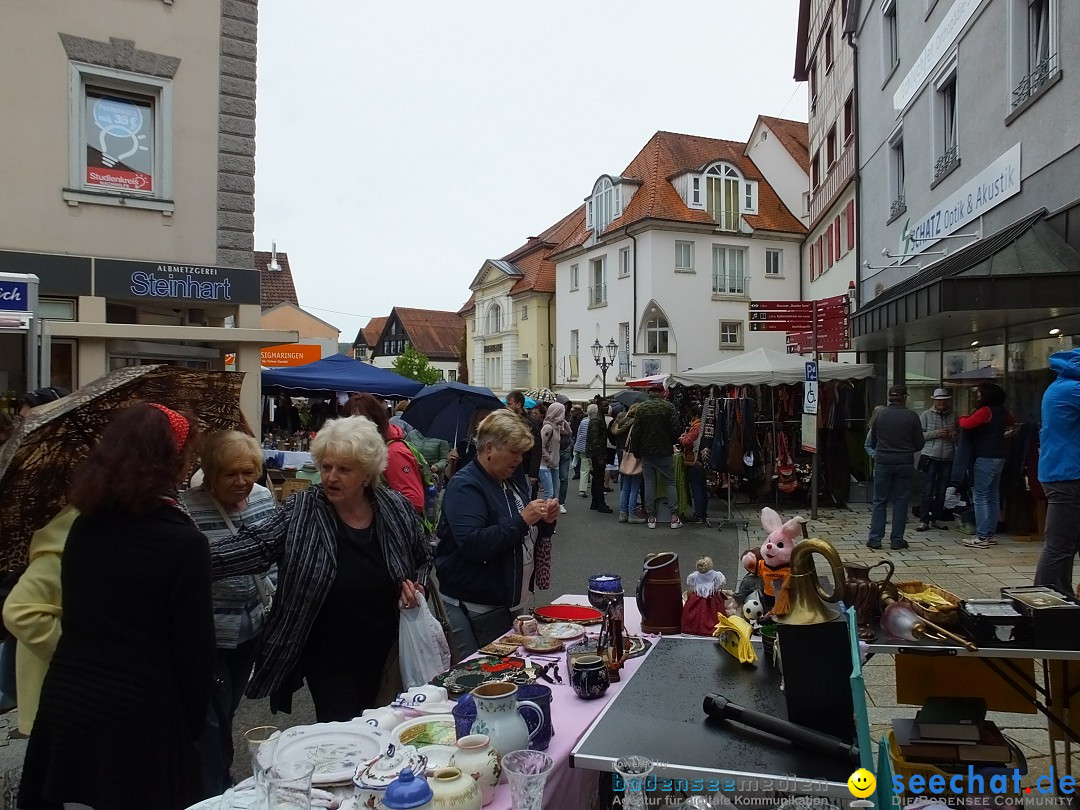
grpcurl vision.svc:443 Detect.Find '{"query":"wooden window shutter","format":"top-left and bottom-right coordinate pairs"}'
top-left (846, 201), bottom-right (856, 251)
top-left (826, 226), bottom-right (834, 268)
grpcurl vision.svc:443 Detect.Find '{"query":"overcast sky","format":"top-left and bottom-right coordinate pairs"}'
top-left (253, 1), bottom-right (808, 345)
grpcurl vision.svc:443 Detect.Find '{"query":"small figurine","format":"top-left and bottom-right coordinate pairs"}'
top-left (741, 507), bottom-right (806, 616)
top-left (680, 556), bottom-right (729, 636)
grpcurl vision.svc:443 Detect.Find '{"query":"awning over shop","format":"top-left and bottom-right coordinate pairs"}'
top-left (852, 208), bottom-right (1080, 350)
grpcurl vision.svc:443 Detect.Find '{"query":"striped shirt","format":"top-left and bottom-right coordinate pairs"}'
top-left (180, 484), bottom-right (278, 649)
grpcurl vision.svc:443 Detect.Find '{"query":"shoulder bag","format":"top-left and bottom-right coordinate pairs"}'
top-left (619, 425), bottom-right (643, 476)
top-left (213, 499), bottom-right (275, 615)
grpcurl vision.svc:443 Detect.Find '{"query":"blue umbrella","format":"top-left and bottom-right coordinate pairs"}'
top-left (402, 382), bottom-right (505, 445)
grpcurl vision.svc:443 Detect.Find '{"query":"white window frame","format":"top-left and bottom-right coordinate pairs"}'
top-left (619, 247), bottom-right (631, 278)
top-left (569, 263), bottom-right (579, 291)
top-left (743, 181), bottom-right (758, 214)
top-left (705, 163), bottom-right (743, 231)
top-left (674, 240), bottom-right (695, 273)
top-left (591, 177), bottom-right (620, 235)
top-left (711, 245), bottom-right (747, 297)
top-left (889, 124), bottom-right (906, 214)
top-left (933, 58), bottom-right (959, 174)
top-left (882, 0), bottom-right (899, 77)
top-left (765, 249), bottom-right (783, 278)
top-left (691, 176), bottom-right (702, 207)
top-left (520, 304), bottom-right (528, 320)
top-left (486, 301), bottom-right (502, 334)
top-left (645, 314), bottom-right (670, 354)
top-left (65, 62), bottom-right (174, 212)
top-left (719, 320), bottom-right (743, 349)
top-left (589, 257), bottom-right (607, 308)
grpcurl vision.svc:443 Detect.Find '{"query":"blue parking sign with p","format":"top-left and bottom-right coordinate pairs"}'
top-left (805, 361), bottom-right (818, 382)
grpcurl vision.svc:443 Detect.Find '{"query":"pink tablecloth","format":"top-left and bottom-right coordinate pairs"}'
top-left (484, 593), bottom-right (655, 810)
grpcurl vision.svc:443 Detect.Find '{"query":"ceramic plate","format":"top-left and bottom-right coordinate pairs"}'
top-left (392, 715), bottom-right (458, 748)
top-left (539, 622), bottom-right (585, 640)
top-left (418, 743), bottom-right (458, 770)
top-left (522, 635), bottom-right (564, 653)
top-left (273, 721), bottom-right (388, 785)
top-left (430, 656), bottom-right (537, 695)
top-left (533, 603), bottom-right (604, 624)
top-left (185, 792), bottom-right (256, 810)
top-left (566, 635), bottom-right (652, 660)
top-left (410, 700), bottom-right (457, 715)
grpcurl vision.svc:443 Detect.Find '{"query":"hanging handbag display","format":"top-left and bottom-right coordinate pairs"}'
top-left (777, 431), bottom-right (798, 494)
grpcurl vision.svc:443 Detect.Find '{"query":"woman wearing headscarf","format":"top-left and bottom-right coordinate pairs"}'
top-left (19, 403), bottom-right (214, 810)
top-left (180, 430), bottom-right (277, 794)
top-left (210, 416), bottom-right (430, 721)
top-left (538, 402), bottom-right (567, 502)
top-left (435, 411), bottom-right (559, 658)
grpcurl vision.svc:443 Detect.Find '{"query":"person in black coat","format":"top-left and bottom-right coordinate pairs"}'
top-left (19, 403), bottom-right (215, 810)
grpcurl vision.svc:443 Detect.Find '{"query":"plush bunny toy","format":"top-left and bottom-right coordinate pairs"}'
top-left (741, 507), bottom-right (806, 614)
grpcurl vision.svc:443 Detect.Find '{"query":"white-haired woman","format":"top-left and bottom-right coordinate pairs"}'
top-left (210, 416), bottom-right (431, 722)
top-left (180, 430), bottom-right (276, 794)
top-left (574, 403), bottom-right (596, 498)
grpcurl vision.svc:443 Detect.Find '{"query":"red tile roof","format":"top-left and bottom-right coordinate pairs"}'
top-left (354, 316), bottom-right (388, 349)
top-left (254, 250), bottom-right (299, 310)
top-left (386, 308), bottom-right (465, 361)
top-left (757, 116), bottom-right (810, 170)
top-left (551, 130), bottom-right (806, 255)
top-left (459, 206), bottom-right (586, 314)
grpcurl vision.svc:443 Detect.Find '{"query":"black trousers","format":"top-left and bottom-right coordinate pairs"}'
top-left (591, 456), bottom-right (608, 506)
top-left (304, 638), bottom-right (394, 723)
top-left (195, 638), bottom-right (258, 796)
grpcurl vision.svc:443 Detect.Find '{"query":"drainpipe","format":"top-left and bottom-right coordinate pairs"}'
top-left (546, 292), bottom-right (553, 388)
top-left (628, 230), bottom-right (639, 357)
top-left (844, 1), bottom-right (863, 315)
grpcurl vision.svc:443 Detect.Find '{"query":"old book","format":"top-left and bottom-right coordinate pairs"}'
top-left (893, 718), bottom-right (1010, 764)
top-left (913, 696), bottom-right (986, 742)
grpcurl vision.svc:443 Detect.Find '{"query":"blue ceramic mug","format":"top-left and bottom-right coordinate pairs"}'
top-left (453, 688), bottom-right (554, 751)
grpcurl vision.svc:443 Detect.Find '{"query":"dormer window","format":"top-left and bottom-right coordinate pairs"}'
top-left (586, 176), bottom-right (624, 236)
top-left (704, 163), bottom-right (744, 231)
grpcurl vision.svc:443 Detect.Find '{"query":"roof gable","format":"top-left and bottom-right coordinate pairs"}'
top-left (755, 116), bottom-right (811, 170)
top-left (353, 315), bottom-right (388, 349)
top-left (378, 307), bottom-right (465, 360)
top-left (470, 259), bottom-right (524, 291)
top-left (261, 301), bottom-right (339, 332)
top-left (254, 250), bottom-right (299, 309)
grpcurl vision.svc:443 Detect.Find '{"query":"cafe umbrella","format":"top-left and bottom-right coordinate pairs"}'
top-left (0, 364), bottom-right (246, 572)
top-left (401, 381), bottom-right (504, 445)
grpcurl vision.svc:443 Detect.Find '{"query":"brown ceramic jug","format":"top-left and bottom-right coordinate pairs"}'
top-left (843, 559), bottom-right (895, 640)
top-left (636, 552), bottom-right (683, 634)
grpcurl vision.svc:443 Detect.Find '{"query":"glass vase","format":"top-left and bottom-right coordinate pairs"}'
top-left (613, 754), bottom-right (654, 810)
top-left (501, 749), bottom-right (554, 810)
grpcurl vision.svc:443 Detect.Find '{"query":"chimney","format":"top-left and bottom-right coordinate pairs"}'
top-left (269, 241), bottom-right (281, 271)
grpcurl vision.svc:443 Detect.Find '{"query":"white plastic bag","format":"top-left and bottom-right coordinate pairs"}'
top-left (399, 597), bottom-right (452, 688)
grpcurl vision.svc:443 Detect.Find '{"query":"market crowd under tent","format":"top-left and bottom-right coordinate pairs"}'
top-left (667, 348), bottom-right (874, 387)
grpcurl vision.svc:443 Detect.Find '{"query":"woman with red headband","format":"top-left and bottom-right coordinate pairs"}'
top-left (19, 403), bottom-right (215, 810)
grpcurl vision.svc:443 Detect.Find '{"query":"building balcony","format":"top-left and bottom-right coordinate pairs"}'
top-left (1012, 54), bottom-right (1058, 109)
top-left (934, 145), bottom-right (960, 181)
top-left (890, 195), bottom-right (906, 220)
top-left (588, 283), bottom-right (607, 308)
top-left (809, 140), bottom-right (855, 227)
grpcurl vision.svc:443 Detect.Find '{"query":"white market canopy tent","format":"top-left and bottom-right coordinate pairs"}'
top-left (667, 347), bottom-right (875, 388)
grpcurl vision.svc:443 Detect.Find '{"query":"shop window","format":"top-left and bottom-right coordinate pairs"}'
top-left (65, 62), bottom-right (174, 211)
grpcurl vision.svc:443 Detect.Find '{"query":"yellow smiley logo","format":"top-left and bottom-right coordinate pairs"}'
top-left (847, 768), bottom-right (876, 799)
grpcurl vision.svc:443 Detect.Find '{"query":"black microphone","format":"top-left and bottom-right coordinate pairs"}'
top-left (702, 693), bottom-right (859, 761)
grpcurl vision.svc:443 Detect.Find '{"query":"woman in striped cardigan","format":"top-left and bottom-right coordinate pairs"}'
top-left (211, 416), bottom-right (431, 722)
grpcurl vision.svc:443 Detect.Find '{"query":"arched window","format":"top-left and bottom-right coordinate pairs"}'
top-left (487, 302), bottom-right (502, 334)
top-left (587, 176), bottom-right (621, 235)
top-left (645, 314), bottom-right (670, 354)
top-left (705, 163), bottom-right (742, 231)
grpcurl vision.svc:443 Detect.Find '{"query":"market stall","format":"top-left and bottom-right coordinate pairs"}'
top-left (665, 348), bottom-right (875, 512)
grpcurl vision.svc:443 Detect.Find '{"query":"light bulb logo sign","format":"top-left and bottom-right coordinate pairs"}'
top-left (85, 94), bottom-right (153, 194)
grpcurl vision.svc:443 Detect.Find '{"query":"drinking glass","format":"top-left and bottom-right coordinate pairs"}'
top-left (501, 749), bottom-right (554, 810)
top-left (265, 761), bottom-right (315, 809)
top-left (244, 725), bottom-right (281, 797)
top-left (613, 754), bottom-right (654, 810)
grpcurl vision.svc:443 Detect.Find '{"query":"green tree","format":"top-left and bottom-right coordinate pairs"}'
top-left (392, 345), bottom-right (442, 385)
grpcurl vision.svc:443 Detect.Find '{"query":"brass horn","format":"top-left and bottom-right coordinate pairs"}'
top-left (774, 539), bottom-right (847, 625)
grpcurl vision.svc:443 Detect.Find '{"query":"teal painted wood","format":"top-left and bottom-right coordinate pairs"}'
top-left (847, 607), bottom-right (875, 774)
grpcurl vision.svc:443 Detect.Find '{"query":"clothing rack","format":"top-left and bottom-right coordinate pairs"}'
top-left (712, 394), bottom-right (751, 531)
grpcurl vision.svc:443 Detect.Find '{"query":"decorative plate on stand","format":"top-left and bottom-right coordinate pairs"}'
top-left (430, 656), bottom-right (537, 695)
top-left (533, 604), bottom-right (604, 625)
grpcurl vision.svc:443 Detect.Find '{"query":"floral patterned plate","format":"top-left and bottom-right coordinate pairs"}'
top-left (273, 721), bottom-right (388, 785)
top-left (391, 715), bottom-right (458, 748)
top-left (430, 656), bottom-right (537, 695)
top-left (539, 622), bottom-right (585, 640)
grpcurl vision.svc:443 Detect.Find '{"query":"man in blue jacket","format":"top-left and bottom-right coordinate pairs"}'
top-left (1035, 348), bottom-right (1080, 593)
top-left (867, 385), bottom-right (924, 550)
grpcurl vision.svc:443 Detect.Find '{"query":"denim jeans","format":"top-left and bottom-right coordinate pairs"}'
top-left (869, 462), bottom-right (914, 547)
top-left (619, 473), bottom-right (642, 515)
top-left (642, 454), bottom-right (678, 520)
top-left (1035, 480), bottom-right (1080, 594)
top-left (559, 448), bottom-right (573, 503)
top-left (972, 457), bottom-right (1006, 540)
top-left (687, 464), bottom-right (708, 519)
top-left (538, 466), bottom-right (556, 500)
top-left (919, 457), bottom-right (952, 523)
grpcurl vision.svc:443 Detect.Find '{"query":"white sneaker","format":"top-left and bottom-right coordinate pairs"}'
top-left (958, 537), bottom-right (989, 549)
top-left (559, 504), bottom-right (567, 514)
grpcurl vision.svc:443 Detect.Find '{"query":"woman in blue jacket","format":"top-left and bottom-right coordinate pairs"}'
top-left (435, 410), bottom-right (559, 658)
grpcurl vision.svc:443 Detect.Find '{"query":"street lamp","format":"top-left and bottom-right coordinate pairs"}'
top-left (591, 337), bottom-right (619, 399)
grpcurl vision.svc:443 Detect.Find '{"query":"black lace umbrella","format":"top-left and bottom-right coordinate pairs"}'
top-left (0, 364), bottom-right (245, 571)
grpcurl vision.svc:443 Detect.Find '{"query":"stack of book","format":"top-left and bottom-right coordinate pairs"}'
top-left (892, 697), bottom-right (1011, 766)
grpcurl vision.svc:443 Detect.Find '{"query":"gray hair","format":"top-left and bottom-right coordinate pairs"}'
top-left (310, 416), bottom-right (388, 480)
top-left (587, 403), bottom-right (599, 418)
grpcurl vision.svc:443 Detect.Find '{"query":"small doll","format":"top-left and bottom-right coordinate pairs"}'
top-left (741, 507), bottom-right (806, 615)
top-left (681, 556), bottom-right (728, 635)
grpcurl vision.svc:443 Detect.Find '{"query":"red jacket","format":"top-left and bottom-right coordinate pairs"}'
top-left (386, 424), bottom-right (425, 512)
